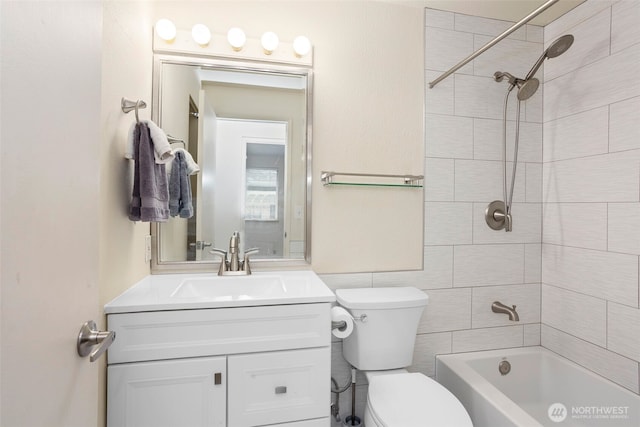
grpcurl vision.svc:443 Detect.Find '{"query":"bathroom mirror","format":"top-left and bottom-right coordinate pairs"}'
top-left (151, 54), bottom-right (312, 272)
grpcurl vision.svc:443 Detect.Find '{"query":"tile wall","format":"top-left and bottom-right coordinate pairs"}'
top-left (324, 8), bottom-right (546, 423)
top-left (541, 0), bottom-right (640, 394)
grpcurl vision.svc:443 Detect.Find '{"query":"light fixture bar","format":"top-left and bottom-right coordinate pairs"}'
top-left (153, 29), bottom-right (312, 67)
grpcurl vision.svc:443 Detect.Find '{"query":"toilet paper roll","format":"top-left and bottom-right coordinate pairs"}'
top-left (331, 306), bottom-right (354, 339)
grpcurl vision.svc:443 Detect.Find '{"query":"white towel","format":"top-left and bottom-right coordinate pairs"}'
top-left (125, 120), bottom-right (174, 165)
top-left (166, 147), bottom-right (200, 176)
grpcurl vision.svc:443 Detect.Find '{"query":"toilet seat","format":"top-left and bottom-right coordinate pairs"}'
top-left (366, 372), bottom-right (473, 427)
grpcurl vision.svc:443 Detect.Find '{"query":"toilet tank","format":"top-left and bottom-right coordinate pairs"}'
top-left (336, 287), bottom-right (428, 371)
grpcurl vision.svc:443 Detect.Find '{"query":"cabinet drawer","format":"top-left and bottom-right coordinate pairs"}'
top-left (107, 303), bottom-right (330, 364)
top-left (228, 347), bottom-right (330, 426)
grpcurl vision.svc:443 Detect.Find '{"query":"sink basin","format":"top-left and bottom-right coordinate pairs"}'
top-left (104, 270), bottom-right (336, 313)
top-left (171, 275), bottom-right (286, 300)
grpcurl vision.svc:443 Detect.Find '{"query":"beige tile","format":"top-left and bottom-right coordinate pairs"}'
top-left (418, 288), bottom-right (471, 333)
top-left (544, 8), bottom-right (611, 82)
top-left (454, 244), bottom-right (525, 287)
top-left (610, 97), bottom-right (640, 152)
top-left (425, 202), bottom-right (472, 245)
top-left (544, 43), bottom-right (640, 121)
top-left (543, 106), bottom-right (609, 162)
top-left (524, 324), bottom-right (541, 346)
top-left (425, 8), bottom-right (454, 30)
top-left (542, 245), bottom-right (638, 306)
top-left (524, 243), bottom-right (542, 283)
top-left (425, 26), bottom-right (474, 73)
top-left (542, 151), bottom-right (640, 203)
top-left (608, 302), bottom-right (640, 363)
top-left (409, 332), bottom-right (452, 377)
top-left (608, 203), bottom-right (640, 255)
top-left (541, 285), bottom-right (607, 347)
top-left (611, 0), bottom-right (640, 54)
top-left (542, 325), bottom-right (639, 393)
top-left (425, 158), bottom-right (454, 202)
top-left (423, 246), bottom-right (454, 289)
top-left (452, 325), bottom-right (523, 353)
top-left (542, 203), bottom-right (608, 250)
top-left (426, 114), bottom-right (473, 159)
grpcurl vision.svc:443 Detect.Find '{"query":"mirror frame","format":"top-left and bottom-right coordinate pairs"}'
top-left (150, 54), bottom-right (313, 273)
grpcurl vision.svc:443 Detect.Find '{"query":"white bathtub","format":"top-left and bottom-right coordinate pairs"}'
top-left (436, 347), bottom-right (640, 427)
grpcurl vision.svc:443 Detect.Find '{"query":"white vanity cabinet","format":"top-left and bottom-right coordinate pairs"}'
top-left (106, 302), bottom-right (331, 427)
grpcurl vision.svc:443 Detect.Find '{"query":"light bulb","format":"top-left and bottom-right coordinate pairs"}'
top-left (191, 24), bottom-right (211, 46)
top-left (293, 36), bottom-right (311, 57)
top-left (261, 31), bottom-right (279, 54)
top-left (227, 27), bottom-right (246, 51)
top-left (155, 19), bottom-right (176, 41)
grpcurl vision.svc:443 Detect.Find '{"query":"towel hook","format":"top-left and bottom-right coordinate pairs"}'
top-left (121, 97), bottom-right (147, 123)
top-left (134, 100), bottom-right (140, 123)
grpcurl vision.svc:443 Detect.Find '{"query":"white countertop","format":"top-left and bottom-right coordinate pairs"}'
top-left (104, 270), bottom-right (336, 314)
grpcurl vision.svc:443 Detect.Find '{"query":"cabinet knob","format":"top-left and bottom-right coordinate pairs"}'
top-left (214, 372), bottom-right (222, 385)
top-left (275, 386), bottom-right (287, 394)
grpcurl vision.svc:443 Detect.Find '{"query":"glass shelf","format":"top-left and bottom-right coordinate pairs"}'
top-left (321, 171), bottom-right (423, 188)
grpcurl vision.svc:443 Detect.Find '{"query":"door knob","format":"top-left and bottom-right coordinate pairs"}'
top-left (77, 320), bottom-right (115, 362)
top-left (189, 241), bottom-right (212, 250)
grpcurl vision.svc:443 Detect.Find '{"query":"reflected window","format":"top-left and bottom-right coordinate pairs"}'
top-left (245, 168), bottom-right (278, 221)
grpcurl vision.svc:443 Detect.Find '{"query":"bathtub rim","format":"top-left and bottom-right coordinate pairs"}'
top-left (435, 346), bottom-right (640, 427)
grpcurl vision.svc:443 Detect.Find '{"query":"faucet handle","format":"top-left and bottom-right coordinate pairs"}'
top-left (242, 248), bottom-right (259, 275)
top-left (209, 248), bottom-right (228, 275)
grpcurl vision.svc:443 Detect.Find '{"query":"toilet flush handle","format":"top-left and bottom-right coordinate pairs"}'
top-left (355, 313), bottom-right (367, 323)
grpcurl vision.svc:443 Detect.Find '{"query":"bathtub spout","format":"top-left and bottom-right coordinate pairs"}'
top-left (492, 301), bottom-right (519, 321)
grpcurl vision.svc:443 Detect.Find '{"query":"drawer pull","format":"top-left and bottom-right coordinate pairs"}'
top-left (275, 386), bottom-right (287, 394)
top-left (214, 372), bottom-right (222, 385)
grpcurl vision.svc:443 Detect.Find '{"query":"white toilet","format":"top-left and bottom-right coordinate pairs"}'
top-left (336, 287), bottom-right (473, 427)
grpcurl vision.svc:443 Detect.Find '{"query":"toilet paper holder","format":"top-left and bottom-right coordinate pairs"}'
top-left (332, 313), bottom-right (367, 331)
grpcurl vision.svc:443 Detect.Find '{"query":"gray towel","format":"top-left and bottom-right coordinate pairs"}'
top-left (169, 151), bottom-right (194, 218)
top-left (129, 122), bottom-right (170, 222)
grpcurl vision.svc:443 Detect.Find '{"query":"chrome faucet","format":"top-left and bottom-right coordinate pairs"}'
top-left (492, 301), bottom-right (519, 321)
top-left (209, 231), bottom-right (259, 275)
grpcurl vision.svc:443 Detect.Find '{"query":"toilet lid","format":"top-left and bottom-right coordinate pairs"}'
top-left (367, 373), bottom-right (473, 427)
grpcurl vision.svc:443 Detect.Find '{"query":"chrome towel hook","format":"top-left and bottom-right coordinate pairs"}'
top-left (121, 97), bottom-right (147, 123)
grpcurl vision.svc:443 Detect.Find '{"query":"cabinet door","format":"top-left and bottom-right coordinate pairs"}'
top-left (228, 347), bottom-right (330, 426)
top-left (108, 356), bottom-right (226, 427)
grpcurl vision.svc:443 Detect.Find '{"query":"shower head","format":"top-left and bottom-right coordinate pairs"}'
top-left (517, 78), bottom-right (539, 101)
top-left (524, 34), bottom-right (574, 81)
top-left (495, 71), bottom-right (539, 100)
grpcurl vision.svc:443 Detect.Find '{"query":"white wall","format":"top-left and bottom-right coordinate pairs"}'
top-left (541, 0), bottom-right (640, 394)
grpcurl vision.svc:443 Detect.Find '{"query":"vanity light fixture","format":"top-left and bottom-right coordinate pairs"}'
top-left (261, 31), bottom-right (279, 55)
top-left (153, 25), bottom-right (312, 66)
top-left (191, 24), bottom-right (211, 46)
top-left (227, 27), bottom-right (246, 51)
top-left (155, 18), bottom-right (176, 41)
top-left (293, 36), bottom-right (312, 57)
